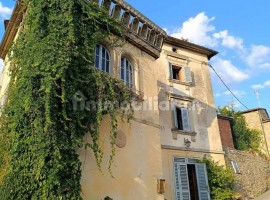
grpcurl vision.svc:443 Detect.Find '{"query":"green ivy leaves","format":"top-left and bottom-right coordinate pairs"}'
top-left (0, 0), bottom-right (131, 199)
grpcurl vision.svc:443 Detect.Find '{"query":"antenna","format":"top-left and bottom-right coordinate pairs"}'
top-left (254, 90), bottom-right (262, 107)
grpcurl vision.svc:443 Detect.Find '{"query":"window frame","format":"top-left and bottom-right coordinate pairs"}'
top-left (94, 44), bottom-right (111, 74)
top-left (120, 56), bottom-right (134, 88)
top-left (174, 106), bottom-right (191, 132)
top-left (168, 62), bottom-right (193, 85)
top-left (173, 157), bottom-right (211, 200)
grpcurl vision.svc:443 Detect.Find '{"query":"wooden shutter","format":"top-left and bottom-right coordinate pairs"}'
top-left (174, 163), bottom-right (191, 200)
top-left (174, 106), bottom-right (179, 129)
top-left (183, 67), bottom-right (192, 83)
top-left (195, 163), bottom-right (210, 200)
top-left (169, 62), bottom-right (173, 79)
top-left (181, 108), bottom-right (191, 131)
top-left (174, 163), bottom-right (181, 200)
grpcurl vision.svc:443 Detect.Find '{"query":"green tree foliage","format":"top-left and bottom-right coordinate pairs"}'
top-left (0, 0), bottom-right (132, 199)
top-left (218, 105), bottom-right (262, 152)
top-left (202, 157), bottom-right (236, 200)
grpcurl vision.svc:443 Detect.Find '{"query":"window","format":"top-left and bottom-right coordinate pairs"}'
top-left (172, 65), bottom-right (182, 80)
top-left (231, 161), bottom-right (240, 174)
top-left (174, 106), bottom-right (191, 131)
top-left (94, 44), bottom-right (111, 73)
top-left (169, 62), bottom-right (192, 83)
top-left (121, 57), bottom-right (134, 88)
top-left (174, 157), bottom-right (210, 200)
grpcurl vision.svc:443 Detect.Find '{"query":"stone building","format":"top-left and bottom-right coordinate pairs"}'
top-left (0, 0), bottom-right (225, 199)
top-left (241, 108), bottom-right (270, 157)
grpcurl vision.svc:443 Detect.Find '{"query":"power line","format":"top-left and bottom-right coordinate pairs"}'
top-left (209, 64), bottom-right (249, 110)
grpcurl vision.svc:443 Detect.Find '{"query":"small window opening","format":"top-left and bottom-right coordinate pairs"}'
top-left (231, 161), bottom-right (240, 174)
top-left (172, 47), bottom-right (177, 53)
top-left (172, 65), bottom-right (182, 80)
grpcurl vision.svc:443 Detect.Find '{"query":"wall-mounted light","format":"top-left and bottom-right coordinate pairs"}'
top-left (157, 179), bottom-right (166, 194)
top-left (184, 138), bottom-right (191, 148)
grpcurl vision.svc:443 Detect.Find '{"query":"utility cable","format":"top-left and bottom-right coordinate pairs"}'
top-left (209, 64), bottom-right (249, 110)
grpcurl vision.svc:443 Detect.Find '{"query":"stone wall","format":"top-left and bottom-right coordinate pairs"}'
top-left (225, 148), bottom-right (270, 199)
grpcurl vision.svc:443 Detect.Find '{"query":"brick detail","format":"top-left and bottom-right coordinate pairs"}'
top-left (218, 118), bottom-right (234, 149)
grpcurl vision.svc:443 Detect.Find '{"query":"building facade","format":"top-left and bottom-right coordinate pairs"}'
top-left (0, 1), bottom-right (225, 199)
top-left (241, 108), bottom-right (270, 157)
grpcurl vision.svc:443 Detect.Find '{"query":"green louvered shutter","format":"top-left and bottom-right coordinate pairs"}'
top-left (195, 163), bottom-right (210, 200)
top-left (174, 163), bottom-right (191, 200)
top-left (183, 66), bottom-right (192, 83)
top-left (181, 108), bottom-right (191, 131)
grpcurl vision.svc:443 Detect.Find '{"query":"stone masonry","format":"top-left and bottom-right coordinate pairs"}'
top-left (225, 148), bottom-right (270, 199)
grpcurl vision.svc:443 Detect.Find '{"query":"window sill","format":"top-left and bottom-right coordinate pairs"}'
top-left (171, 128), bottom-right (197, 136)
top-left (169, 78), bottom-right (191, 86)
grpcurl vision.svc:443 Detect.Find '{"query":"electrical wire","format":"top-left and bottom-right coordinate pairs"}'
top-left (209, 64), bottom-right (249, 110)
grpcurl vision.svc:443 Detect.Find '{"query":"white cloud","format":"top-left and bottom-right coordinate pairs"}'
top-left (223, 90), bottom-right (246, 97)
top-left (251, 80), bottom-right (270, 89)
top-left (213, 30), bottom-right (244, 50)
top-left (245, 45), bottom-right (270, 68)
top-left (251, 84), bottom-right (265, 89)
top-left (264, 80), bottom-right (270, 86)
top-left (0, 2), bottom-right (12, 18)
top-left (211, 57), bottom-right (249, 82)
top-left (216, 90), bottom-right (246, 98)
top-left (0, 59), bottom-right (3, 85)
top-left (170, 12), bottom-right (217, 47)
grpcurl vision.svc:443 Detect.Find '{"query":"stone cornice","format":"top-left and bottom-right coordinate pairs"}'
top-left (164, 36), bottom-right (218, 60)
top-left (0, 1), bottom-right (23, 59)
top-left (111, 0), bottom-right (167, 36)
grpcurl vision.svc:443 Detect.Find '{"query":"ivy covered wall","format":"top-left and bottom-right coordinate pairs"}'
top-left (0, 0), bottom-right (132, 199)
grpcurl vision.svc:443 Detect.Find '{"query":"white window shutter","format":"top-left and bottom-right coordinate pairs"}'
top-left (181, 108), bottom-right (191, 131)
top-left (195, 163), bottom-right (211, 200)
top-left (178, 164), bottom-right (191, 200)
top-left (174, 163), bottom-right (182, 200)
top-left (183, 66), bottom-right (192, 83)
top-left (174, 163), bottom-right (191, 200)
top-left (169, 62), bottom-right (173, 79)
top-left (174, 106), bottom-right (179, 129)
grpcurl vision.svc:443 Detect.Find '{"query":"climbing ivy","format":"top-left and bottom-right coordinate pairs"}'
top-left (0, 0), bottom-right (132, 199)
top-left (217, 105), bottom-right (262, 153)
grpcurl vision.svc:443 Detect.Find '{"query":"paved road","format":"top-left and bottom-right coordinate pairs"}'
top-left (254, 190), bottom-right (270, 200)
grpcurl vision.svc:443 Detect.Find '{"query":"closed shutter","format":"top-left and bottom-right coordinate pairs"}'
top-left (169, 62), bottom-right (173, 79)
top-left (174, 163), bottom-right (191, 200)
top-left (195, 163), bottom-right (210, 200)
top-left (183, 67), bottom-right (192, 83)
top-left (174, 106), bottom-right (179, 129)
top-left (179, 164), bottom-right (191, 200)
top-left (174, 163), bottom-right (181, 200)
top-left (181, 108), bottom-right (191, 131)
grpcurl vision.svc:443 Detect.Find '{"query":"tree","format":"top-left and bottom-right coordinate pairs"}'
top-left (0, 0), bottom-right (132, 198)
top-left (218, 105), bottom-right (262, 152)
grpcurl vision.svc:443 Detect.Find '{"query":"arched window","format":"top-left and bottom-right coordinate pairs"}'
top-left (95, 44), bottom-right (110, 73)
top-left (121, 57), bottom-right (134, 88)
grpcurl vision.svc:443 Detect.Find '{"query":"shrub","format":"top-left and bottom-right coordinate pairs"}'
top-left (201, 157), bottom-right (236, 200)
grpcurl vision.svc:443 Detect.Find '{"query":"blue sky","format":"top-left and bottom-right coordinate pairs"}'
top-left (0, 0), bottom-right (270, 112)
